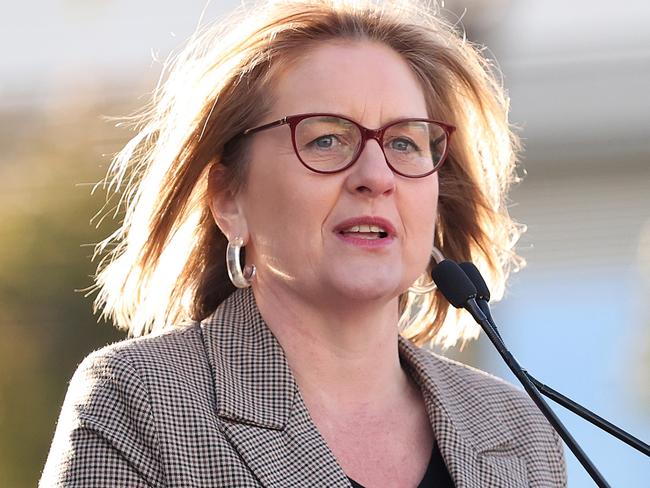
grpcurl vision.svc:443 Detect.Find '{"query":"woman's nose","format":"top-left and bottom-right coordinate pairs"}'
top-left (344, 139), bottom-right (396, 197)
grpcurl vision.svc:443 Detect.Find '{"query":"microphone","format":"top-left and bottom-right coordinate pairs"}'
top-left (457, 262), bottom-right (501, 340)
top-left (457, 261), bottom-right (650, 458)
top-left (431, 259), bottom-right (612, 488)
top-left (430, 260), bottom-right (478, 308)
top-left (430, 260), bottom-right (494, 329)
top-left (457, 262), bottom-right (490, 301)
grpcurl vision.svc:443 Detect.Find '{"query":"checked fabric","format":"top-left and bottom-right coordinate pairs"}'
top-left (41, 288), bottom-right (566, 487)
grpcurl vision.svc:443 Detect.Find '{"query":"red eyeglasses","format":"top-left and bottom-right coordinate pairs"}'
top-left (242, 113), bottom-right (455, 178)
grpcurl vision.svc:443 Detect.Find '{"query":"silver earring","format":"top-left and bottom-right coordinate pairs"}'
top-left (408, 246), bottom-right (445, 295)
top-left (226, 236), bottom-right (256, 288)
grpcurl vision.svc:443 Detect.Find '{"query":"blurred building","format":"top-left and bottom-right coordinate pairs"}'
top-left (445, 0), bottom-right (650, 485)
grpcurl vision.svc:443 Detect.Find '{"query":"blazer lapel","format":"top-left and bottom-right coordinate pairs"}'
top-left (399, 337), bottom-right (529, 487)
top-left (200, 289), bottom-right (350, 487)
top-left (200, 289), bottom-right (526, 487)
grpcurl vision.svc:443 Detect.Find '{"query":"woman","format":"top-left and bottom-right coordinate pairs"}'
top-left (41, 0), bottom-right (566, 486)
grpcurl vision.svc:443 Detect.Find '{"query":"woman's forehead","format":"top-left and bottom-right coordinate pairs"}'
top-left (268, 40), bottom-right (430, 124)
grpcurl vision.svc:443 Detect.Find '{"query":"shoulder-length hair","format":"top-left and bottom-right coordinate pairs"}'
top-left (93, 0), bottom-right (524, 348)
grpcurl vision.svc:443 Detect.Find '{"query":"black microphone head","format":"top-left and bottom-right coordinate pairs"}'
top-left (430, 260), bottom-right (477, 308)
top-left (459, 262), bottom-right (490, 302)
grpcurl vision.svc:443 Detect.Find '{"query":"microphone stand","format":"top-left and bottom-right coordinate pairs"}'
top-left (462, 298), bottom-right (612, 488)
top-left (461, 262), bottom-right (650, 457)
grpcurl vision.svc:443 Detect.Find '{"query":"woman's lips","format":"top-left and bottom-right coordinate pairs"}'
top-left (335, 232), bottom-right (396, 249)
top-left (332, 216), bottom-right (397, 249)
top-left (332, 216), bottom-right (397, 236)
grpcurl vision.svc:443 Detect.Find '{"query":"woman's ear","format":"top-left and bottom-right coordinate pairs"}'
top-left (207, 165), bottom-right (249, 242)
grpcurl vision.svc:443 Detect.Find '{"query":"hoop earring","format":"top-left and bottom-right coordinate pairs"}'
top-left (226, 236), bottom-right (256, 288)
top-left (408, 246), bottom-right (445, 295)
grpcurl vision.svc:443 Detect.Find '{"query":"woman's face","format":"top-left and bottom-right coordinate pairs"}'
top-left (235, 41), bottom-right (439, 308)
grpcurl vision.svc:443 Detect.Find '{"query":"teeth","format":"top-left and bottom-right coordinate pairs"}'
top-left (345, 224), bottom-right (386, 233)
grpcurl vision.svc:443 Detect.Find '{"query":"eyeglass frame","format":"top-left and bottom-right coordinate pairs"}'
top-left (241, 113), bottom-right (456, 178)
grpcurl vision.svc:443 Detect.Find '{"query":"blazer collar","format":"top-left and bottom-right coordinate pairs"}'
top-left (398, 336), bottom-right (517, 453)
top-left (200, 288), bottom-right (522, 487)
top-left (200, 287), bottom-right (295, 430)
top-left (200, 288), bottom-right (351, 487)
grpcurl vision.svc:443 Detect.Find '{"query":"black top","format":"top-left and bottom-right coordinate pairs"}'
top-left (347, 442), bottom-right (454, 488)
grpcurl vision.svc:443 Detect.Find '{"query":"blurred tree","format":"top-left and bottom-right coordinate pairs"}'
top-left (0, 101), bottom-right (127, 487)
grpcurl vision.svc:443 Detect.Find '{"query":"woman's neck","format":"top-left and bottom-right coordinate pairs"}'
top-left (252, 284), bottom-right (411, 414)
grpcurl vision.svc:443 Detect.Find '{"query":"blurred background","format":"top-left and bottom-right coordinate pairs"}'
top-left (0, 0), bottom-right (648, 486)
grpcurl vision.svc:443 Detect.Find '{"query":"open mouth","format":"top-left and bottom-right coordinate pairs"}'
top-left (338, 224), bottom-right (390, 240)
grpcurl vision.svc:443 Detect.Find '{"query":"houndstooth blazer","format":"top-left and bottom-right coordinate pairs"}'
top-left (41, 288), bottom-right (566, 487)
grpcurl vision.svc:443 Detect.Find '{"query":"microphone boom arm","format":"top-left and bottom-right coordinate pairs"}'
top-left (431, 259), bottom-right (650, 486)
top-left (524, 372), bottom-right (650, 456)
top-left (457, 260), bottom-right (650, 457)
top-left (464, 299), bottom-right (612, 488)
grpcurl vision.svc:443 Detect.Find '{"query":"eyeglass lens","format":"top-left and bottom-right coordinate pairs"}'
top-left (294, 116), bottom-right (447, 176)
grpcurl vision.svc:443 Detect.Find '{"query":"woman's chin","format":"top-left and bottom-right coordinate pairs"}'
top-left (320, 273), bottom-right (406, 305)
top-left (260, 264), bottom-right (410, 307)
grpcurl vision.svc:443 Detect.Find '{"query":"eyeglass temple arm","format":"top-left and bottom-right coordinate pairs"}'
top-left (242, 117), bottom-right (288, 136)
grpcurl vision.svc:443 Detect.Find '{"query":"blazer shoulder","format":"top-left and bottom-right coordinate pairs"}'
top-left (403, 340), bottom-right (548, 426)
top-left (418, 347), bottom-right (531, 406)
top-left (427, 350), bottom-right (558, 430)
top-left (80, 321), bottom-right (204, 371)
top-left (41, 324), bottom-right (211, 487)
top-left (446, 354), bottom-right (518, 388)
top-left (70, 322), bottom-right (216, 421)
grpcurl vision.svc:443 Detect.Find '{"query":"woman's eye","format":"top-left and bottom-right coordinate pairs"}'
top-left (389, 137), bottom-right (418, 152)
top-left (315, 135), bottom-right (335, 148)
top-left (309, 134), bottom-right (342, 149)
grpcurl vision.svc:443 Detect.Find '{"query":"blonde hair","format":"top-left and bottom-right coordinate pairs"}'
top-left (93, 0), bottom-right (524, 347)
